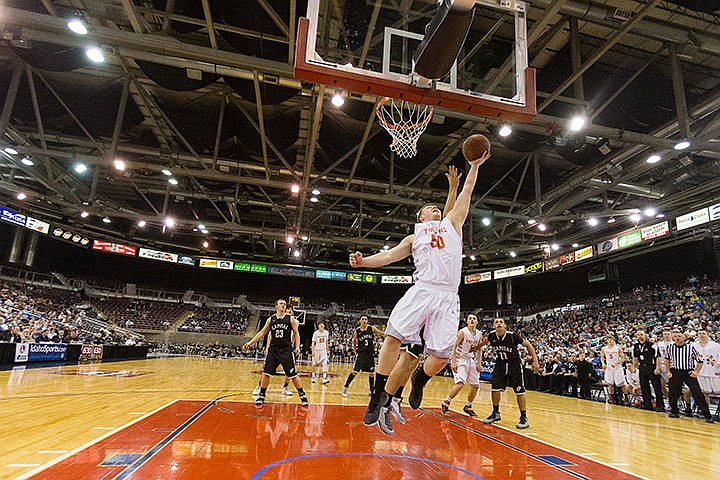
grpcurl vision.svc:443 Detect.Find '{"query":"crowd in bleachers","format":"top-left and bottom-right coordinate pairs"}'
top-left (93, 297), bottom-right (186, 331)
top-left (179, 306), bottom-right (250, 335)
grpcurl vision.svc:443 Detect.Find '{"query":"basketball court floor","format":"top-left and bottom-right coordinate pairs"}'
top-left (1, 357), bottom-right (715, 479)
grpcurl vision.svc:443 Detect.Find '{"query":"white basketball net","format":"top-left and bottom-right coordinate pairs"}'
top-left (376, 97), bottom-right (433, 158)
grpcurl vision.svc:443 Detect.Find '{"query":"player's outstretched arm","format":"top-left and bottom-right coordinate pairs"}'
top-left (371, 326), bottom-right (385, 336)
top-left (446, 151), bottom-right (490, 234)
top-left (450, 330), bottom-right (464, 372)
top-left (443, 165), bottom-right (462, 217)
top-left (349, 234), bottom-right (413, 268)
top-left (243, 318), bottom-right (271, 351)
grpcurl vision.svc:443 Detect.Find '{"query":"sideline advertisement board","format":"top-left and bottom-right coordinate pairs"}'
top-left (574, 246), bottom-right (593, 261)
top-left (139, 248), bottom-right (178, 263)
top-left (464, 272), bottom-right (492, 284)
top-left (27, 343), bottom-right (67, 362)
top-left (92, 240), bottom-right (137, 256)
top-left (640, 221), bottom-right (669, 241)
top-left (494, 265), bottom-right (525, 279)
top-left (25, 216), bottom-right (50, 234)
top-left (382, 275), bottom-right (414, 284)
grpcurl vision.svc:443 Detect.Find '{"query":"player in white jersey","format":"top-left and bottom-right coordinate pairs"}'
top-left (656, 329), bottom-right (674, 387)
top-left (350, 154), bottom-right (489, 436)
top-left (601, 335), bottom-right (628, 403)
top-left (692, 330), bottom-right (720, 399)
top-left (441, 314), bottom-right (482, 417)
top-left (311, 322), bottom-right (330, 385)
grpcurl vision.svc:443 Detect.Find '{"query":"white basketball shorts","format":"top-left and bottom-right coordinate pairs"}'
top-left (452, 357), bottom-right (479, 387)
top-left (605, 366), bottom-right (627, 386)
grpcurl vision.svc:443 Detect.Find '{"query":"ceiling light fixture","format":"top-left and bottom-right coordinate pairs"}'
top-left (646, 154), bottom-right (661, 164)
top-left (674, 140), bottom-right (691, 150)
top-left (481, 217), bottom-right (491, 226)
top-left (312, 187), bottom-right (321, 196)
top-left (67, 18), bottom-right (88, 35)
top-left (168, 178), bottom-right (178, 185)
top-left (498, 124), bottom-right (512, 137)
top-left (161, 169), bottom-right (172, 176)
top-left (3, 147), bottom-right (19, 155)
top-left (80, 211), bottom-right (89, 218)
top-left (102, 217), bottom-right (111, 224)
top-left (656, 213), bottom-right (666, 218)
top-left (164, 217), bottom-right (175, 228)
top-left (286, 235), bottom-right (295, 244)
top-left (85, 46), bottom-right (105, 63)
top-left (16, 192), bottom-right (27, 200)
top-left (509, 251), bottom-right (517, 258)
top-left (202, 240), bottom-right (209, 249)
top-left (469, 255), bottom-right (476, 261)
top-left (21, 157), bottom-right (34, 166)
top-left (73, 162), bottom-right (88, 174)
top-left (551, 243), bottom-right (559, 251)
top-left (301, 235), bottom-right (309, 241)
top-left (331, 90), bottom-right (345, 107)
top-left (587, 217), bottom-right (599, 226)
top-left (310, 196), bottom-right (319, 203)
top-left (537, 223), bottom-right (547, 232)
top-left (644, 208), bottom-right (656, 217)
top-left (293, 249), bottom-right (301, 258)
top-left (291, 184), bottom-right (300, 194)
top-left (607, 217), bottom-right (616, 224)
top-left (569, 115), bottom-right (586, 132)
top-left (137, 220), bottom-right (146, 227)
top-left (630, 213), bottom-right (641, 223)
top-left (527, 218), bottom-right (537, 225)
top-left (113, 159), bottom-right (125, 171)
top-left (572, 243), bottom-right (579, 248)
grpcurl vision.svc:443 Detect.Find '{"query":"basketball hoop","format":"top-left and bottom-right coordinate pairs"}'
top-left (376, 97), bottom-right (433, 158)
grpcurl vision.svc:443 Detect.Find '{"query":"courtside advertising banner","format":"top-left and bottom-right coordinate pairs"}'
top-left (25, 216), bottom-right (50, 234)
top-left (545, 257), bottom-right (560, 270)
top-left (382, 275), bottom-right (414, 284)
top-left (199, 258), bottom-right (217, 268)
top-left (574, 246), bottom-right (593, 261)
top-left (139, 248), bottom-right (178, 263)
top-left (347, 272), bottom-right (377, 284)
top-left (464, 272), bottom-right (492, 284)
top-left (14, 343), bottom-right (29, 363)
top-left (178, 256), bottom-right (195, 266)
top-left (27, 343), bottom-right (67, 362)
top-left (494, 265), bottom-right (525, 279)
top-left (641, 221), bottom-right (670, 241)
top-left (675, 207), bottom-right (710, 231)
top-left (597, 237), bottom-right (619, 255)
top-left (558, 252), bottom-right (575, 266)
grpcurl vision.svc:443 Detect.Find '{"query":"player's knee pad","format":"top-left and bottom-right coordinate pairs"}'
top-left (402, 343), bottom-right (423, 358)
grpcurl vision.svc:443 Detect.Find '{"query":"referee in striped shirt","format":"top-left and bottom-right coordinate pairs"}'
top-left (663, 331), bottom-right (714, 423)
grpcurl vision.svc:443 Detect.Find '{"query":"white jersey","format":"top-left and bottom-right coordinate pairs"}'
top-left (602, 345), bottom-right (622, 368)
top-left (456, 327), bottom-right (481, 359)
top-left (312, 330), bottom-right (329, 353)
top-left (692, 340), bottom-right (720, 376)
top-left (657, 340), bottom-right (672, 370)
top-left (412, 218), bottom-right (462, 290)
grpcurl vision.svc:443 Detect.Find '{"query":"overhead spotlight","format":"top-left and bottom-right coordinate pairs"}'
top-left (21, 157), bottom-right (34, 166)
top-left (607, 217), bottom-right (616, 224)
top-left (290, 183), bottom-right (300, 194)
top-left (630, 213), bottom-right (641, 223)
top-left (509, 251), bottom-right (517, 258)
top-left (16, 192), bottom-right (27, 200)
top-left (309, 196), bottom-right (319, 203)
top-left (202, 240), bottom-right (209, 249)
top-left (102, 217), bottom-right (111, 224)
top-left (73, 162), bottom-right (88, 174)
top-left (161, 169), bottom-right (172, 176)
top-left (200, 229), bottom-right (208, 235)
top-left (469, 254), bottom-right (476, 261)
top-left (498, 124), bottom-right (512, 137)
top-left (572, 243), bottom-right (579, 248)
top-left (286, 235), bottom-right (295, 244)
top-left (551, 243), bottom-right (559, 251)
top-left (383, 244), bottom-right (390, 251)
top-left (656, 213), bottom-right (666, 218)
top-left (646, 154), bottom-right (661, 164)
top-left (168, 178), bottom-right (179, 185)
top-left (537, 223), bottom-right (547, 232)
top-left (197, 223), bottom-right (206, 230)
top-left (80, 211), bottom-right (89, 218)
top-left (331, 90), bottom-right (345, 107)
top-left (644, 208), bottom-right (656, 217)
top-left (164, 217), bottom-right (175, 228)
top-left (85, 46), bottom-right (105, 63)
top-left (113, 159), bottom-right (125, 171)
top-left (301, 235), bottom-right (309, 241)
top-left (481, 217), bottom-right (491, 226)
top-left (3, 147), bottom-right (19, 155)
top-left (293, 249), bottom-right (301, 258)
top-left (137, 220), bottom-right (146, 227)
top-left (312, 187), bottom-right (321, 196)
top-left (527, 218), bottom-right (537, 225)
top-left (569, 115), bottom-right (586, 132)
top-left (587, 217), bottom-right (599, 226)
top-left (674, 140), bottom-right (691, 150)
top-left (67, 18), bottom-right (88, 35)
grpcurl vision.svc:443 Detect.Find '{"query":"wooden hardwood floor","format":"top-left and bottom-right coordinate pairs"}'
top-left (1, 357), bottom-right (716, 480)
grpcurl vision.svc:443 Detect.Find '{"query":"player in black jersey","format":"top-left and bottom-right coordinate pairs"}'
top-left (476, 317), bottom-right (539, 429)
top-left (342, 315), bottom-right (385, 397)
top-left (243, 298), bottom-right (309, 406)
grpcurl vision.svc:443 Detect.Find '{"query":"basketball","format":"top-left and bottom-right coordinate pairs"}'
top-left (462, 134), bottom-right (491, 161)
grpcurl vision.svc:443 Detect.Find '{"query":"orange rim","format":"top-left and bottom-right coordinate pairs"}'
top-left (375, 97), bottom-right (433, 131)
